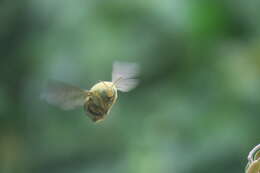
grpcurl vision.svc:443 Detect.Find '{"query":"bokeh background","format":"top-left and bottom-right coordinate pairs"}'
top-left (0, 0), bottom-right (260, 173)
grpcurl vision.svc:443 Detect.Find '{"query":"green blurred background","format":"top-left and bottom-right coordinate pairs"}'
top-left (0, 0), bottom-right (260, 173)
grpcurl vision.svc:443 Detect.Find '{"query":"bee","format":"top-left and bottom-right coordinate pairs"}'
top-left (41, 61), bottom-right (140, 122)
top-left (246, 144), bottom-right (260, 173)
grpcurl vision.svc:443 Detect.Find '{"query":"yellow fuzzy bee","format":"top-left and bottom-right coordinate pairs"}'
top-left (41, 62), bottom-right (140, 122)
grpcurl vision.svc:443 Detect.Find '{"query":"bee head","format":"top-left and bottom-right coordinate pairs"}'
top-left (95, 81), bottom-right (117, 103)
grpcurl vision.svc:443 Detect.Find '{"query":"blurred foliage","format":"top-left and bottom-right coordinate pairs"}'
top-left (0, 0), bottom-right (260, 173)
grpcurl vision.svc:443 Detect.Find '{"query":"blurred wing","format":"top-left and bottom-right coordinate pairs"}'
top-left (41, 80), bottom-right (88, 110)
top-left (112, 61), bottom-right (140, 92)
top-left (115, 79), bottom-right (139, 92)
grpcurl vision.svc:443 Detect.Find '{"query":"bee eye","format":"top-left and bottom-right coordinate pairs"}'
top-left (106, 89), bottom-right (114, 98)
top-left (107, 94), bottom-right (114, 99)
top-left (105, 92), bottom-right (114, 102)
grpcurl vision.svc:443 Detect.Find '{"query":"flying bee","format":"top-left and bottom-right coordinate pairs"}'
top-left (41, 61), bottom-right (140, 122)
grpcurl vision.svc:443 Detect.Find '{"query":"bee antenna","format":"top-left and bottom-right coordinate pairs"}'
top-left (113, 77), bottom-right (122, 87)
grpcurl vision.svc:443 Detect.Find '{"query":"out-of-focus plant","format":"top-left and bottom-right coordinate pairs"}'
top-left (246, 144), bottom-right (260, 173)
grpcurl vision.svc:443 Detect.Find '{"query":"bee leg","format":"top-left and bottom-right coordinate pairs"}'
top-left (95, 93), bottom-right (107, 112)
top-left (84, 91), bottom-right (92, 101)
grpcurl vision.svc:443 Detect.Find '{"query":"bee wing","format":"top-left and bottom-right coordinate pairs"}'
top-left (41, 80), bottom-right (88, 110)
top-left (112, 61), bottom-right (140, 92)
